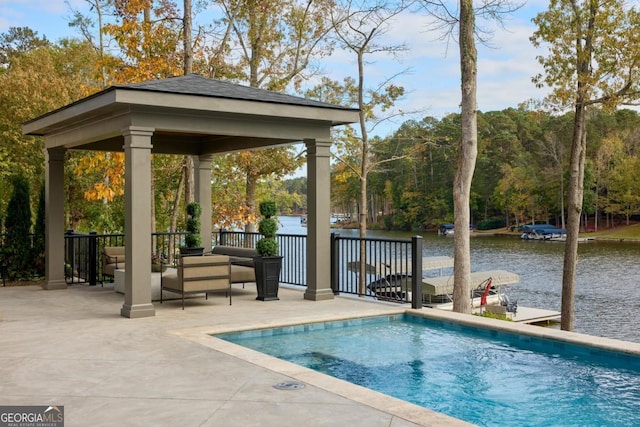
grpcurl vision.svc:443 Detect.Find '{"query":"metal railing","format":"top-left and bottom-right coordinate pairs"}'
top-left (65, 230), bottom-right (125, 285)
top-left (62, 230), bottom-right (424, 308)
top-left (214, 230), bottom-right (307, 285)
top-left (331, 233), bottom-right (423, 308)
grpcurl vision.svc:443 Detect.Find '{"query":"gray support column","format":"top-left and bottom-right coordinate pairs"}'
top-left (196, 154), bottom-right (214, 251)
top-left (43, 147), bottom-right (67, 290)
top-left (304, 139), bottom-right (334, 301)
top-left (121, 127), bottom-right (155, 318)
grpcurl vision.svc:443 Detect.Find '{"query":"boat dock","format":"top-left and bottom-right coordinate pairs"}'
top-left (479, 304), bottom-right (560, 325)
top-left (511, 306), bottom-right (561, 325)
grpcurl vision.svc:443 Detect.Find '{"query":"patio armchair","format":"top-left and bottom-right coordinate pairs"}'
top-left (103, 246), bottom-right (125, 281)
top-left (160, 255), bottom-right (232, 309)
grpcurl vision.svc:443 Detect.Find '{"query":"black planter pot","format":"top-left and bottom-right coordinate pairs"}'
top-left (180, 247), bottom-right (204, 257)
top-left (253, 255), bottom-right (282, 301)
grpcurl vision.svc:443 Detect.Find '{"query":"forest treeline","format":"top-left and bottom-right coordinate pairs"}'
top-left (325, 107), bottom-right (640, 232)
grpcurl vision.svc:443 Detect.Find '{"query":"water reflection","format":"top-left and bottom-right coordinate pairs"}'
top-left (279, 216), bottom-right (640, 343)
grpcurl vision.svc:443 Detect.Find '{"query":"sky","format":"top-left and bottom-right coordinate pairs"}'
top-left (1, 0), bottom-right (552, 136)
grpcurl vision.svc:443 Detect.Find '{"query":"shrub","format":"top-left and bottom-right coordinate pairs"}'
top-left (34, 183), bottom-right (45, 276)
top-left (256, 200), bottom-right (279, 256)
top-left (184, 202), bottom-right (202, 248)
top-left (5, 175), bottom-right (33, 279)
top-left (476, 217), bottom-right (506, 231)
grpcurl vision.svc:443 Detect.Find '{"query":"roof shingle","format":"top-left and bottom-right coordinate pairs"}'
top-left (116, 74), bottom-right (353, 110)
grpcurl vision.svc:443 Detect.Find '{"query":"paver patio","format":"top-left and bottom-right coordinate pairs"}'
top-left (0, 283), bottom-right (470, 427)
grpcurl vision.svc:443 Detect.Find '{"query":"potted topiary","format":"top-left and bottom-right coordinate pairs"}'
top-left (254, 200), bottom-right (282, 301)
top-left (180, 201), bottom-right (204, 256)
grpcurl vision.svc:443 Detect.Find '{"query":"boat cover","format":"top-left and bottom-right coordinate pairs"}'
top-left (347, 256), bottom-right (453, 275)
top-left (422, 270), bottom-right (519, 296)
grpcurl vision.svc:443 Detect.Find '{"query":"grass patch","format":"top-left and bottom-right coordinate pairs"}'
top-left (474, 310), bottom-right (513, 321)
top-left (583, 223), bottom-right (640, 240)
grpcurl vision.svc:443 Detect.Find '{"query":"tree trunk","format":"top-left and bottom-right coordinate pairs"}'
top-left (357, 47), bottom-right (369, 296)
top-left (169, 170), bottom-right (185, 265)
top-left (561, 104), bottom-right (587, 331)
top-left (184, 155), bottom-right (195, 205)
top-left (560, 167), bottom-right (566, 229)
top-left (244, 174), bottom-right (257, 234)
top-left (452, 0), bottom-right (477, 314)
top-left (151, 169), bottom-right (156, 233)
top-left (183, 0), bottom-right (193, 75)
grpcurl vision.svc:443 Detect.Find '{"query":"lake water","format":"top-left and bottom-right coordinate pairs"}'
top-left (278, 216), bottom-right (640, 343)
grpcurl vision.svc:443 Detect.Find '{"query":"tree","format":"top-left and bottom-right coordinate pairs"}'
top-left (211, 0), bottom-right (335, 232)
top-left (82, 0), bottom-right (194, 233)
top-left (0, 27), bottom-right (49, 67)
top-left (0, 35), bottom-right (101, 217)
top-left (4, 175), bottom-right (33, 280)
top-left (449, 0), bottom-right (478, 314)
top-left (68, 0), bottom-right (113, 86)
top-left (34, 183), bottom-right (46, 277)
top-left (305, 0), bottom-right (413, 296)
top-left (329, 0), bottom-right (411, 242)
top-left (531, 0), bottom-right (640, 330)
top-left (103, 0), bottom-right (184, 82)
top-left (421, 0), bottom-right (520, 313)
top-left (608, 156), bottom-right (640, 224)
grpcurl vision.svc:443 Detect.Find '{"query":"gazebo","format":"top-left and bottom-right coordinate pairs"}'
top-left (23, 74), bottom-right (359, 318)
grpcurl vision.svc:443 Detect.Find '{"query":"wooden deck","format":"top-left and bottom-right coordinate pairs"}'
top-left (478, 305), bottom-right (561, 325)
top-left (512, 306), bottom-right (561, 325)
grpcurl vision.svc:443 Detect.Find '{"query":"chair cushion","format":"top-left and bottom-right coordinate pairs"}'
top-left (231, 265), bottom-right (256, 283)
top-left (103, 247), bottom-right (125, 264)
top-left (211, 246), bottom-right (257, 267)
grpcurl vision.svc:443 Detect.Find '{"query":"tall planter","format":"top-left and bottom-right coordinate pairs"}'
top-left (253, 255), bottom-right (282, 301)
top-left (254, 200), bottom-right (281, 301)
top-left (179, 246), bottom-right (204, 257)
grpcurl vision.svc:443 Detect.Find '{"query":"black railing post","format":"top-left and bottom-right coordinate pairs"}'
top-left (220, 229), bottom-right (227, 246)
top-left (411, 235), bottom-right (423, 309)
top-left (65, 229), bottom-right (75, 283)
top-left (330, 233), bottom-right (340, 294)
top-left (89, 231), bottom-right (98, 286)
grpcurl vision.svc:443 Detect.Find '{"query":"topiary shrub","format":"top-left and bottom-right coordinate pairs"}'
top-left (256, 201), bottom-right (279, 257)
top-left (184, 202), bottom-right (202, 248)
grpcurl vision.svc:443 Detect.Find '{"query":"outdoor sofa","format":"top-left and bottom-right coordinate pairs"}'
top-left (209, 245), bottom-right (257, 285)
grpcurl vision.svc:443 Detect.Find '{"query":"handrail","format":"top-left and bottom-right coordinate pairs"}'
top-left (62, 230), bottom-right (424, 307)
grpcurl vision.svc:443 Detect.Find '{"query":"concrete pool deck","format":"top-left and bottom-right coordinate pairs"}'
top-left (2, 282), bottom-right (640, 426)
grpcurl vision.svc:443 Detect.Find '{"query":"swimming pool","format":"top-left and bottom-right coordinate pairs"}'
top-left (216, 314), bottom-right (640, 427)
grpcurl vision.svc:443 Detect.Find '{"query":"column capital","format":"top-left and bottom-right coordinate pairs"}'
top-left (45, 147), bottom-right (66, 162)
top-left (198, 153), bottom-right (215, 162)
top-left (121, 126), bottom-right (155, 137)
top-left (196, 154), bottom-right (214, 170)
top-left (304, 138), bottom-right (332, 148)
top-left (122, 127), bottom-right (154, 149)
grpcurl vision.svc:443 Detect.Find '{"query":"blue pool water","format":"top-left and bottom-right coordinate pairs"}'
top-left (216, 314), bottom-right (640, 427)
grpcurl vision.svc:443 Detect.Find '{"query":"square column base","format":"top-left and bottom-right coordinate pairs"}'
top-left (42, 280), bottom-right (67, 290)
top-left (303, 288), bottom-right (335, 301)
top-left (121, 303), bottom-right (155, 318)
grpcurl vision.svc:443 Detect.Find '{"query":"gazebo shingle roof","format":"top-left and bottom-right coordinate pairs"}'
top-left (115, 74), bottom-right (352, 110)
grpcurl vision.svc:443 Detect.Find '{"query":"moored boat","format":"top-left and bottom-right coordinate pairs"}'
top-left (520, 224), bottom-right (566, 241)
